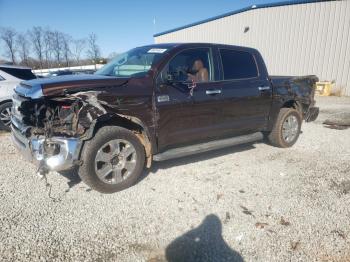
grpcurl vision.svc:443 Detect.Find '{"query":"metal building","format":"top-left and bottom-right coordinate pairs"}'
top-left (154, 0), bottom-right (350, 96)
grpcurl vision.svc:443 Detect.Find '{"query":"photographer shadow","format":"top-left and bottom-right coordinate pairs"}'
top-left (165, 214), bottom-right (244, 262)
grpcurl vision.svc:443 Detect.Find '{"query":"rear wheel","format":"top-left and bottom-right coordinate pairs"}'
top-left (78, 126), bottom-right (146, 193)
top-left (0, 102), bottom-right (12, 132)
top-left (267, 108), bottom-right (302, 148)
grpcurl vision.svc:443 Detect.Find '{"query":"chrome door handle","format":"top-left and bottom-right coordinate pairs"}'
top-left (258, 86), bottom-right (270, 91)
top-left (206, 89), bottom-right (222, 95)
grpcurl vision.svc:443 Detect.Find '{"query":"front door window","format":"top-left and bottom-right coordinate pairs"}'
top-left (167, 48), bottom-right (213, 83)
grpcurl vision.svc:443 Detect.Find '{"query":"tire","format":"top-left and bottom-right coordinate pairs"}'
top-left (267, 108), bottom-right (302, 148)
top-left (78, 126), bottom-right (146, 193)
top-left (0, 102), bottom-right (12, 132)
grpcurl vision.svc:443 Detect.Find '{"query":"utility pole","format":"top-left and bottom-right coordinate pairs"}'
top-left (153, 17), bottom-right (156, 36)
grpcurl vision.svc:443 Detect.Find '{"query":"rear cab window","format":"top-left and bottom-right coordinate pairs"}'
top-left (219, 49), bottom-right (259, 80)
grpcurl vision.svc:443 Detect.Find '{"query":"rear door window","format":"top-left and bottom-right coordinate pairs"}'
top-left (219, 49), bottom-right (258, 80)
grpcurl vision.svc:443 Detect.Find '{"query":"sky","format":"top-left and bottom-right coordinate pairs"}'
top-left (0, 0), bottom-right (284, 59)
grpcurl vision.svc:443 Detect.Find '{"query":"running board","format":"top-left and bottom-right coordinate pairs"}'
top-left (153, 132), bottom-right (263, 161)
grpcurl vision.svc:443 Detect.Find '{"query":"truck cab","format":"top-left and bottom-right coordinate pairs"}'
top-left (154, 44), bottom-right (272, 151)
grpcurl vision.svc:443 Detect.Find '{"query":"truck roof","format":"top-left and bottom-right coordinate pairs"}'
top-left (140, 43), bottom-right (258, 52)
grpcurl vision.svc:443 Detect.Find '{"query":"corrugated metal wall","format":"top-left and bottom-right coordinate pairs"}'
top-left (155, 0), bottom-right (350, 96)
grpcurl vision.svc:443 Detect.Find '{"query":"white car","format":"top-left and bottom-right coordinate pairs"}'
top-left (0, 65), bottom-right (37, 131)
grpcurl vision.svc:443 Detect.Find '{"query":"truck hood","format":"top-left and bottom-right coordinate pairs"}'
top-left (15, 74), bottom-right (130, 99)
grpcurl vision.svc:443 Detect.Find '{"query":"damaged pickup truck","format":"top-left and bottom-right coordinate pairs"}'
top-left (11, 43), bottom-right (319, 193)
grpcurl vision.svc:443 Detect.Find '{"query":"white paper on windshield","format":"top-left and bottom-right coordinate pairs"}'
top-left (148, 48), bottom-right (167, 54)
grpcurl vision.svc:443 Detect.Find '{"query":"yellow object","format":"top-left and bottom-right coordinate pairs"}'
top-left (315, 81), bottom-right (333, 96)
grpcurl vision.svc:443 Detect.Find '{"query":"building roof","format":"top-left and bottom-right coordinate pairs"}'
top-left (154, 0), bottom-right (336, 37)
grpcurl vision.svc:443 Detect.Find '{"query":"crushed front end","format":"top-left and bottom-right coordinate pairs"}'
top-left (11, 82), bottom-right (105, 175)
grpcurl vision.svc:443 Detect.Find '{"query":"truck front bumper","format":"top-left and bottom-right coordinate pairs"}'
top-left (305, 107), bottom-right (319, 122)
top-left (11, 126), bottom-right (82, 172)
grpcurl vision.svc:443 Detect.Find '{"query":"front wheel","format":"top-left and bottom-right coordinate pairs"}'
top-left (78, 126), bottom-right (146, 193)
top-left (267, 108), bottom-right (302, 148)
top-left (0, 102), bottom-right (12, 132)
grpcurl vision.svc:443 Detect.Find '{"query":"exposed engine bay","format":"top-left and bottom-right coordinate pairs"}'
top-left (13, 92), bottom-right (107, 139)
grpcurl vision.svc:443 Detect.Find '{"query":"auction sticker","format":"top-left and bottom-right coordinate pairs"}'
top-left (148, 48), bottom-right (167, 53)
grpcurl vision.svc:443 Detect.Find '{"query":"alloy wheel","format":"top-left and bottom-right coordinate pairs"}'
top-left (94, 139), bottom-right (137, 184)
top-left (0, 106), bottom-right (11, 127)
top-left (282, 115), bottom-right (299, 143)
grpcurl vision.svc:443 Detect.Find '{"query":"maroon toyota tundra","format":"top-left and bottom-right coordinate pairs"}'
top-left (11, 43), bottom-right (319, 193)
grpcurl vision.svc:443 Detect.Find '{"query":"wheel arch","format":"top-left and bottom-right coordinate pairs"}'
top-left (282, 99), bottom-right (302, 112)
top-left (0, 99), bottom-right (12, 106)
top-left (85, 113), bottom-right (154, 168)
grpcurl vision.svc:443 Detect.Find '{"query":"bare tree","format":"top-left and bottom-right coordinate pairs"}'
top-left (29, 26), bottom-right (45, 68)
top-left (16, 32), bottom-right (30, 66)
top-left (51, 30), bottom-right (63, 66)
top-left (87, 33), bottom-right (101, 65)
top-left (1, 26), bottom-right (103, 68)
top-left (0, 27), bottom-right (17, 64)
top-left (72, 38), bottom-right (86, 66)
top-left (61, 34), bottom-right (72, 67)
top-left (43, 28), bottom-right (54, 68)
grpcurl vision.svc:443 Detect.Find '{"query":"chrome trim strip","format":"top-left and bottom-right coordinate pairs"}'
top-left (258, 86), bottom-right (271, 91)
top-left (15, 83), bottom-right (43, 99)
top-left (206, 89), bottom-right (222, 95)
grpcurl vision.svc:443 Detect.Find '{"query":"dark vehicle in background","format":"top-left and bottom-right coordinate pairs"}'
top-left (0, 65), bottom-right (36, 131)
top-left (47, 69), bottom-right (95, 77)
top-left (47, 70), bottom-right (74, 77)
top-left (73, 69), bottom-right (95, 75)
top-left (11, 43), bottom-right (319, 193)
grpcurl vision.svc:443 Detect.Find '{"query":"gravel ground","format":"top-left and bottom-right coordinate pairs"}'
top-left (0, 96), bottom-right (350, 262)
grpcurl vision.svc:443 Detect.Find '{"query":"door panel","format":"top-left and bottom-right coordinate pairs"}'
top-left (155, 82), bottom-right (195, 150)
top-left (212, 79), bottom-right (272, 137)
top-left (156, 81), bottom-right (223, 150)
top-left (189, 81), bottom-right (224, 137)
top-left (156, 47), bottom-right (220, 151)
top-left (212, 48), bottom-right (272, 136)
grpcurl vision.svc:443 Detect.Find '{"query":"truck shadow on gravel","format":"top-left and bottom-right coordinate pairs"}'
top-left (147, 143), bottom-right (257, 176)
top-left (164, 214), bottom-right (244, 262)
top-left (57, 143), bottom-right (257, 191)
top-left (58, 168), bottom-right (82, 191)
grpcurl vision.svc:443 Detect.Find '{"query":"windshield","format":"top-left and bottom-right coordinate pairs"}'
top-left (95, 46), bottom-right (168, 77)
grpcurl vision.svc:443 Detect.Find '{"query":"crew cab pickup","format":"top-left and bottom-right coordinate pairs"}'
top-left (11, 43), bottom-right (319, 193)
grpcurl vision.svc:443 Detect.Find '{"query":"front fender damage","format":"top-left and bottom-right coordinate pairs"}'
top-left (16, 91), bottom-right (151, 175)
